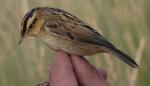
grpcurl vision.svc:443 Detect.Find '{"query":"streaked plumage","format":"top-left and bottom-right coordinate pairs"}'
top-left (19, 7), bottom-right (139, 68)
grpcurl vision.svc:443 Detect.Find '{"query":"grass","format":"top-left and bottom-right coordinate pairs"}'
top-left (0, 0), bottom-right (149, 86)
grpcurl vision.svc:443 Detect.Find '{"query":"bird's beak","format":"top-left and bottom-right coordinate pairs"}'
top-left (18, 36), bottom-right (24, 45)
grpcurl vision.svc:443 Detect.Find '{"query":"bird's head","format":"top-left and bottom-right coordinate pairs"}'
top-left (18, 7), bottom-right (47, 45)
top-left (18, 7), bottom-right (72, 45)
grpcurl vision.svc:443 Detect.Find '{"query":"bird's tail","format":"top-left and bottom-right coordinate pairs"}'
top-left (103, 47), bottom-right (139, 68)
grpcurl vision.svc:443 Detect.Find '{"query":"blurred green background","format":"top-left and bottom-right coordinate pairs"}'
top-left (0, 0), bottom-right (149, 86)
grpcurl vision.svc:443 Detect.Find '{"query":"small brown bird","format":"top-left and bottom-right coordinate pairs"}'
top-left (19, 7), bottom-right (139, 68)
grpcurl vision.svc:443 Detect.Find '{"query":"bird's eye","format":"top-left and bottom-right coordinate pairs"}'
top-left (27, 24), bottom-right (33, 33)
top-left (29, 24), bottom-right (33, 28)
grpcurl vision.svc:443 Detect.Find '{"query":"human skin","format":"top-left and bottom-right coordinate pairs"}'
top-left (48, 51), bottom-right (109, 86)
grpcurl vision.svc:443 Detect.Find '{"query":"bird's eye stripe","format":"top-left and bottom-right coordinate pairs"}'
top-left (21, 8), bottom-right (36, 37)
top-left (27, 18), bottom-right (37, 33)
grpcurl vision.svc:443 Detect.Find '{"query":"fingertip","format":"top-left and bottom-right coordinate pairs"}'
top-left (70, 55), bottom-right (109, 86)
top-left (54, 51), bottom-right (69, 58)
top-left (49, 51), bottom-right (78, 86)
top-left (52, 51), bottom-right (71, 67)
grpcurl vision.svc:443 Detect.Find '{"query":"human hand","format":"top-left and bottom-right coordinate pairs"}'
top-left (48, 51), bottom-right (109, 86)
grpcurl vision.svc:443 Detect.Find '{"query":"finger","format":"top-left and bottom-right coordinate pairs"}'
top-left (71, 55), bottom-right (109, 86)
top-left (97, 68), bottom-right (107, 80)
top-left (49, 51), bottom-right (78, 86)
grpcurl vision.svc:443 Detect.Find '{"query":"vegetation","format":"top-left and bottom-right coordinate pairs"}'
top-left (0, 0), bottom-right (149, 86)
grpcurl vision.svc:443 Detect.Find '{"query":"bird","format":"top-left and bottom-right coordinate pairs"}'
top-left (19, 7), bottom-right (139, 68)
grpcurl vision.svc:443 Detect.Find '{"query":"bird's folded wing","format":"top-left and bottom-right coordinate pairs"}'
top-left (45, 19), bottom-right (115, 49)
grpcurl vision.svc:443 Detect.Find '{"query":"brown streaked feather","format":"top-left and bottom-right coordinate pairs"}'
top-left (21, 8), bottom-right (37, 37)
top-left (45, 19), bottom-right (139, 68)
top-left (45, 15), bottom-right (115, 50)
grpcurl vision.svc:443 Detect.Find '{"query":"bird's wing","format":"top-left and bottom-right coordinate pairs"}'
top-left (44, 17), bottom-right (139, 68)
top-left (45, 18), bottom-right (115, 49)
